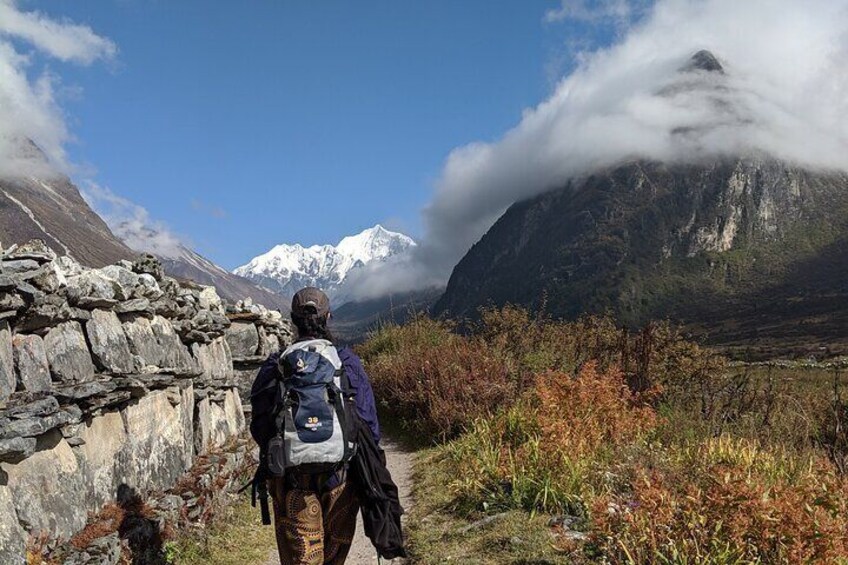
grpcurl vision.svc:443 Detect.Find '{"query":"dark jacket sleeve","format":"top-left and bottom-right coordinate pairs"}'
top-left (339, 347), bottom-right (381, 445)
top-left (249, 352), bottom-right (281, 447)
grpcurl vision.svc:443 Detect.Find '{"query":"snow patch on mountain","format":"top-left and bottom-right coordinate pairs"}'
top-left (233, 225), bottom-right (416, 301)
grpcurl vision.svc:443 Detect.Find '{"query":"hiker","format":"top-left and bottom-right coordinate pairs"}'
top-left (250, 287), bottom-right (381, 565)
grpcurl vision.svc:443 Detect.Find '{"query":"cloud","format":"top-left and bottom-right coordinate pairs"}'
top-left (348, 0), bottom-right (848, 301)
top-left (81, 182), bottom-right (187, 259)
top-left (0, 0), bottom-right (115, 177)
top-left (0, 0), bottom-right (117, 64)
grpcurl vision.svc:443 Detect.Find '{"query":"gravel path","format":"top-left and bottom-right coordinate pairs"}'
top-left (265, 436), bottom-right (414, 565)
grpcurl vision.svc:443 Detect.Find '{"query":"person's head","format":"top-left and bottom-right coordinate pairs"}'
top-left (291, 287), bottom-right (333, 341)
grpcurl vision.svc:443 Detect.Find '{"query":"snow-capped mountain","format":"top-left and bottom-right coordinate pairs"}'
top-left (233, 225), bottom-right (416, 302)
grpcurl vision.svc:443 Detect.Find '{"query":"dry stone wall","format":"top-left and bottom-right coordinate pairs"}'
top-left (0, 240), bottom-right (291, 562)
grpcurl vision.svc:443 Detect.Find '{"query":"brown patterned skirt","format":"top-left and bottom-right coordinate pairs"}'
top-left (268, 474), bottom-right (360, 565)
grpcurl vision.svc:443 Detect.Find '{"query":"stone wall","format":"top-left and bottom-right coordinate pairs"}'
top-left (0, 240), bottom-right (291, 561)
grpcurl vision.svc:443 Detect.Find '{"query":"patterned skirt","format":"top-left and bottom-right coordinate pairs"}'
top-left (268, 473), bottom-right (360, 565)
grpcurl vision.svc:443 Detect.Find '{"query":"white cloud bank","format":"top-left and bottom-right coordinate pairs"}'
top-left (0, 0), bottom-right (116, 177)
top-left (0, 1), bottom-right (187, 258)
top-left (348, 0), bottom-right (848, 301)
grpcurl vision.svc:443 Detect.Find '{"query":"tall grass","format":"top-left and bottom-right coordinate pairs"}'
top-left (358, 306), bottom-right (848, 563)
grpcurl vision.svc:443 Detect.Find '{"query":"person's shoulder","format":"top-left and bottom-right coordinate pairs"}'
top-left (335, 344), bottom-right (362, 366)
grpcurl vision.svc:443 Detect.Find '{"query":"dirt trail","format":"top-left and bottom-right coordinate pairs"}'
top-left (264, 436), bottom-right (414, 565)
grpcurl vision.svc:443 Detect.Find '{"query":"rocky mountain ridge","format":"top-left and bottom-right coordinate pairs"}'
top-left (436, 157), bottom-right (848, 357)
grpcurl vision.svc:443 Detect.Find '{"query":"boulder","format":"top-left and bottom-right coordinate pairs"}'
top-left (198, 286), bottom-right (223, 312)
top-left (191, 337), bottom-right (232, 383)
top-left (98, 264), bottom-right (139, 296)
top-left (54, 255), bottom-right (84, 277)
top-left (115, 298), bottom-right (152, 316)
top-left (0, 410), bottom-right (73, 439)
top-left (0, 436), bottom-right (37, 463)
top-left (74, 410), bottom-right (128, 509)
top-left (3, 239), bottom-right (56, 263)
top-left (191, 309), bottom-right (230, 336)
top-left (1, 259), bottom-right (40, 274)
top-left (131, 254), bottom-right (164, 281)
top-left (196, 388), bottom-right (245, 454)
top-left (5, 396), bottom-right (59, 419)
top-left (86, 309), bottom-right (139, 374)
top-left (0, 485), bottom-right (26, 564)
top-left (122, 390), bottom-right (191, 492)
top-left (44, 321), bottom-right (96, 382)
top-left (3, 430), bottom-right (89, 540)
top-left (0, 321), bottom-right (14, 401)
top-left (123, 316), bottom-right (162, 368)
top-left (0, 290), bottom-right (25, 312)
top-left (12, 334), bottom-right (52, 392)
top-left (53, 380), bottom-right (115, 403)
top-left (225, 321), bottom-right (259, 357)
top-left (257, 326), bottom-right (281, 356)
top-left (65, 270), bottom-right (124, 306)
top-left (150, 296), bottom-right (179, 317)
top-left (136, 273), bottom-right (163, 299)
top-left (13, 279), bottom-right (43, 303)
top-left (150, 316), bottom-right (198, 375)
top-left (20, 262), bottom-right (65, 293)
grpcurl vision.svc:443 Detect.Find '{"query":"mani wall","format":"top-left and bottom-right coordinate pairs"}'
top-left (0, 240), bottom-right (291, 561)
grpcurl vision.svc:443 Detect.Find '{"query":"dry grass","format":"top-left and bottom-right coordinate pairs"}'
top-left (167, 493), bottom-right (276, 565)
top-left (361, 306), bottom-right (848, 564)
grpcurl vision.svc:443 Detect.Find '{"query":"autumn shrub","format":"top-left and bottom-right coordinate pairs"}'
top-left (361, 306), bottom-right (848, 563)
top-left (592, 436), bottom-right (848, 564)
top-left (476, 305), bottom-right (723, 400)
top-left (360, 315), bottom-right (515, 439)
top-left (443, 362), bottom-right (659, 516)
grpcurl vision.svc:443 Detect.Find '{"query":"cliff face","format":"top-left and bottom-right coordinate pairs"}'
top-left (0, 240), bottom-right (292, 561)
top-left (436, 158), bottom-right (848, 355)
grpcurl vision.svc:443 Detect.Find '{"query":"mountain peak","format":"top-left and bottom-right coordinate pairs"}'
top-left (233, 224), bottom-right (416, 301)
top-left (682, 50), bottom-right (724, 74)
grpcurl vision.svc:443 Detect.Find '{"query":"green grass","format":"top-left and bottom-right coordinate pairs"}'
top-left (167, 493), bottom-right (277, 565)
top-left (406, 448), bottom-right (579, 565)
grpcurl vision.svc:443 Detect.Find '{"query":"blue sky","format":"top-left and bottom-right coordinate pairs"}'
top-left (20, 1), bottom-right (597, 268)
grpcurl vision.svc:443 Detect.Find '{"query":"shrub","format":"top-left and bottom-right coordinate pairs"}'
top-left (592, 437), bottom-right (848, 564)
top-left (360, 306), bottom-right (848, 563)
top-left (361, 315), bottom-right (516, 439)
top-left (536, 362), bottom-right (658, 460)
top-left (442, 363), bottom-right (659, 516)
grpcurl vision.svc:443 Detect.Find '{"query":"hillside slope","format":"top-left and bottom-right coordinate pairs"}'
top-left (0, 174), bottom-right (134, 267)
top-left (436, 158), bottom-right (848, 356)
top-left (0, 163), bottom-right (285, 308)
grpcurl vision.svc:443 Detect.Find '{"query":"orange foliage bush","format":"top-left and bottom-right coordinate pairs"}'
top-left (69, 503), bottom-right (125, 549)
top-left (362, 316), bottom-right (515, 439)
top-left (536, 362), bottom-right (658, 460)
top-left (592, 440), bottom-right (848, 563)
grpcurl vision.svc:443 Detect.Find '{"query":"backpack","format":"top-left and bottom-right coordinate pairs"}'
top-left (247, 339), bottom-right (358, 522)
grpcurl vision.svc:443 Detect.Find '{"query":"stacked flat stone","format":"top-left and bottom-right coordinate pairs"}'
top-left (226, 296), bottom-right (293, 410)
top-left (0, 240), bottom-right (292, 563)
